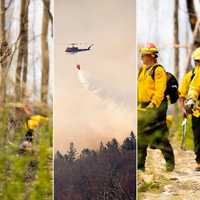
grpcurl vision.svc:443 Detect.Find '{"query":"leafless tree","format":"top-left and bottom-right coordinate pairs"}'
top-left (41, 0), bottom-right (50, 104)
top-left (0, 0), bottom-right (8, 104)
top-left (174, 0), bottom-right (180, 79)
top-left (15, 0), bottom-right (30, 101)
top-left (185, 0), bottom-right (200, 72)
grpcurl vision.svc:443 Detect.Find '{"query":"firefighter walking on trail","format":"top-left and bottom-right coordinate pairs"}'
top-left (179, 47), bottom-right (200, 171)
top-left (137, 43), bottom-right (175, 172)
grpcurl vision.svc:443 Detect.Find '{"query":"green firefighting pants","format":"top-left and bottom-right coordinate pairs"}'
top-left (138, 100), bottom-right (175, 171)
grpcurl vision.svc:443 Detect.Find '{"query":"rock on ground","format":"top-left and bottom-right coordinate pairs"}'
top-left (138, 147), bottom-right (200, 200)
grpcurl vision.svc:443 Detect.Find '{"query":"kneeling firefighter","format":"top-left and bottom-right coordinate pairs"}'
top-left (179, 47), bottom-right (200, 171)
top-left (24, 115), bottom-right (49, 142)
top-left (19, 104), bottom-right (48, 152)
top-left (138, 43), bottom-right (177, 171)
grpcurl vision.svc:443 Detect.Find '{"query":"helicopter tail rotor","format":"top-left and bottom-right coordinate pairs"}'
top-left (88, 44), bottom-right (94, 49)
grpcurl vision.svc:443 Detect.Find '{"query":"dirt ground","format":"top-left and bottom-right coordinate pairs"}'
top-left (138, 146), bottom-right (200, 200)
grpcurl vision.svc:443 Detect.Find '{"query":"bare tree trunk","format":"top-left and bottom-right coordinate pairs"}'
top-left (42, 0), bottom-right (53, 36)
top-left (174, 0), bottom-right (179, 79)
top-left (22, 15), bottom-right (29, 99)
top-left (32, 0), bottom-right (37, 96)
top-left (185, 0), bottom-right (200, 72)
top-left (41, 0), bottom-right (50, 104)
top-left (186, 0), bottom-right (197, 31)
top-left (0, 0), bottom-right (7, 104)
top-left (184, 20), bottom-right (200, 73)
top-left (15, 0), bottom-right (29, 102)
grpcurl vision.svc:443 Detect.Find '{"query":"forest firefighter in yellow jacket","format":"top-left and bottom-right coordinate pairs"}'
top-left (19, 104), bottom-right (48, 152)
top-left (138, 43), bottom-right (175, 171)
top-left (25, 115), bottom-right (48, 142)
top-left (179, 47), bottom-right (200, 171)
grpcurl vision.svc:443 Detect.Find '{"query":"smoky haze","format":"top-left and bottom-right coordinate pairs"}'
top-left (54, 0), bottom-right (136, 152)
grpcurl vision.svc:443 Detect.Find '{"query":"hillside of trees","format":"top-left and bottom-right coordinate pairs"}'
top-left (54, 132), bottom-right (136, 200)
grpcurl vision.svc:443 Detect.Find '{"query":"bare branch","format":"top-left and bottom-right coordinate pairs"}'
top-left (184, 20), bottom-right (200, 72)
top-left (5, 0), bottom-right (14, 11)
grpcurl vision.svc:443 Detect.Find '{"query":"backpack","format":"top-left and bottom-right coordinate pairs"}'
top-left (150, 64), bottom-right (179, 104)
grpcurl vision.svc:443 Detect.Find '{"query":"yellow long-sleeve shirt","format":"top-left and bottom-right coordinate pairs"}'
top-left (179, 71), bottom-right (194, 98)
top-left (188, 67), bottom-right (200, 100)
top-left (179, 66), bottom-right (200, 117)
top-left (138, 64), bottom-right (167, 108)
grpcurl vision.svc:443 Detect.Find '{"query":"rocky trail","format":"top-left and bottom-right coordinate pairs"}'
top-left (138, 146), bottom-right (200, 200)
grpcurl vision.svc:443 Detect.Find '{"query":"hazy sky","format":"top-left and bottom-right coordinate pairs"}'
top-left (54, 0), bottom-right (136, 152)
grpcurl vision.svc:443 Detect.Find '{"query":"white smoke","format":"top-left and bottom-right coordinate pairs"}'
top-left (77, 67), bottom-right (133, 112)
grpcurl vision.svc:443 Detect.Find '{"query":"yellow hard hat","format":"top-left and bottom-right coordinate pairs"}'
top-left (140, 42), bottom-right (159, 55)
top-left (192, 47), bottom-right (200, 61)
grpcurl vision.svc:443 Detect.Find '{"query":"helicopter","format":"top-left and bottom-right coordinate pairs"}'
top-left (65, 43), bottom-right (94, 54)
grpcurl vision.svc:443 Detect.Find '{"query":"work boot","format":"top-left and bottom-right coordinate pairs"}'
top-left (166, 162), bottom-right (175, 172)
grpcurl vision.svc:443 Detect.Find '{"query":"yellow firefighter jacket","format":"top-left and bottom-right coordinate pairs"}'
top-left (179, 66), bottom-right (200, 117)
top-left (26, 115), bottom-right (48, 130)
top-left (138, 64), bottom-right (167, 108)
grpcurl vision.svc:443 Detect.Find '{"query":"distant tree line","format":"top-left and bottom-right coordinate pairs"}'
top-left (54, 132), bottom-right (136, 200)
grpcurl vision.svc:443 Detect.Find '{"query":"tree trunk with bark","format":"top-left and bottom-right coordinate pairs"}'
top-left (174, 0), bottom-right (179, 79)
top-left (0, 0), bottom-right (7, 104)
top-left (41, 0), bottom-right (50, 104)
top-left (185, 0), bottom-right (200, 72)
top-left (15, 0), bottom-right (29, 102)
